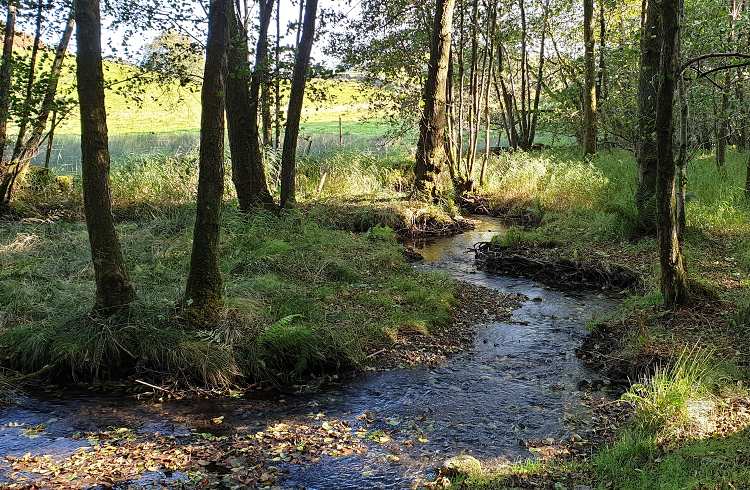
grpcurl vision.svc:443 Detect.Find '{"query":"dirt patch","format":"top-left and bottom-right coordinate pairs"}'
top-left (370, 282), bottom-right (525, 369)
top-left (308, 198), bottom-right (476, 240)
top-left (459, 195), bottom-right (543, 228)
top-left (475, 242), bottom-right (642, 292)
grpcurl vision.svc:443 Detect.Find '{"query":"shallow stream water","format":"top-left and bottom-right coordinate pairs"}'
top-left (0, 216), bottom-right (615, 489)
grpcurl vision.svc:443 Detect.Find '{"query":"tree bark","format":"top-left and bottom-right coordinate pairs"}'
top-left (414, 0), bottom-right (457, 198)
top-left (274, 0), bottom-right (281, 150)
top-left (655, 0), bottom-right (689, 307)
top-left (74, 0), bottom-right (135, 313)
top-left (185, 0), bottom-right (230, 315)
top-left (528, 0), bottom-right (550, 147)
top-left (226, 0), bottom-right (274, 210)
top-left (716, 0), bottom-right (737, 169)
top-left (635, 0), bottom-right (661, 232)
top-left (279, 0), bottom-right (318, 208)
top-left (0, 0), bottom-right (16, 165)
top-left (583, 0), bottom-right (598, 156)
top-left (596, 0), bottom-right (607, 103)
top-left (11, 0), bottom-right (44, 162)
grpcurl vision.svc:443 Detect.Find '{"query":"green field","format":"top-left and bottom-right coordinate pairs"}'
top-left (13, 53), bottom-right (393, 171)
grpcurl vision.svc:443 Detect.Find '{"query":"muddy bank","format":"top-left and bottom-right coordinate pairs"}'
top-left (459, 195), bottom-right (543, 228)
top-left (372, 282), bottom-right (524, 369)
top-left (475, 242), bottom-right (642, 292)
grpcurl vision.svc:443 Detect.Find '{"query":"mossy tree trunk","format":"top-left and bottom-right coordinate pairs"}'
top-left (74, 0), bottom-right (135, 313)
top-left (226, 0), bottom-right (274, 210)
top-left (582, 0), bottom-right (597, 157)
top-left (0, 0), bottom-right (16, 166)
top-left (414, 0), bottom-right (456, 199)
top-left (280, 0), bottom-right (318, 208)
top-left (636, 0), bottom-right (661, 232)
top-left (655, 0), bottom-right (689, 307)
top-left (185, 0), bottom-right (230, 317)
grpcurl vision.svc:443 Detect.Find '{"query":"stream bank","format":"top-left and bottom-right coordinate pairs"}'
top-left (1, 216), bottom-right (619, 489)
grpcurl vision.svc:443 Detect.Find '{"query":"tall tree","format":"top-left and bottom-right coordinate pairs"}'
top-left (0, 9), bottom-right (75, 206)
top-left (11, 0), bottom-right (44, 162)
top-left (279, 0), bottom-right (318, 207)
top-left (583, 0), bottom-right (598, 156)
top-left (0, 0), bottom-right (17, 164)
top-left (274, 0), bottom-right (281, 149)
top-left (716, 0), bottom-right (738, 169)
top-left (655, 0), bottom-right (689, 306)
top-left (413, 0), bottom-right (457, 198)
top-left (185, 0), bottom-right (230, 315)
top-left (636, 0), bottom-right (662, 231)
top-left (226, 0), bottom-right (274, 210)
top-left (75, 0), bottom-right (135, 312)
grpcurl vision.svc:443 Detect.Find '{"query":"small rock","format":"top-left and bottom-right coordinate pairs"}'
top-left (441, 455), bottom-right (481, 477)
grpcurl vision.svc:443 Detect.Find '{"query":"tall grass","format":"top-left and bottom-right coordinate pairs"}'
top-left (0, 208), bottom-right (454, 386)
top-left (481, 147), bottom-right (750, 242)
top-left (623, 347), bottom-right (714, 435)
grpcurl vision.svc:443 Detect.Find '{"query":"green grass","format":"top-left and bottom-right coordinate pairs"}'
top-left (592, 349), bottom-right (748, 489)
top-left (0, 206), bottom-right (454, 386)
top-left (482, 147), bottom-right (750, 243)
top-left (595, 427), bottom-right (750, 490)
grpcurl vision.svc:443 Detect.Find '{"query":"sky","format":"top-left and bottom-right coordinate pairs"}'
top-left (101, 0), bottom-right (357, 66)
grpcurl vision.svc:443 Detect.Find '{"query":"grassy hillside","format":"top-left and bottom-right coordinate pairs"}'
top-left (57, 62), bottom-right (382, 135)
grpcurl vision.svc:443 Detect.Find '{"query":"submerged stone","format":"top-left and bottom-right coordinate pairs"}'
top-left (441, 455), bottom-right (482, 476)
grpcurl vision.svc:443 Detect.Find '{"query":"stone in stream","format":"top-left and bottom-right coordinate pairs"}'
top-left (441, 455), bottom-right (482, 476)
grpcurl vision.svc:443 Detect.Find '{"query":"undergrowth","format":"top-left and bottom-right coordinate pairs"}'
top-left (0, 208), bottom-right (454, 386)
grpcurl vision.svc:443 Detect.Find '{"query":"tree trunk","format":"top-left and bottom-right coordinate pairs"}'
top-left (226, 0), bottom-right (274, 210)
top-left (583, 0), bottom-right (598, 156)
top-left (274, 0), bottom-right (281, 149)
top-left (717, 0), bottom-right (738, 169)
top-left (677, 73), bottom-right (688, 240)
top-left (12, 0), bottom-right (44, 162)
top-left (596, 0), bottom-right (607, 103)
top-left (0, 0), bottom-right (16, 165)
top-left (74, 0), bottom-right (135, 313)
top-left (414, 0), bottom-right (457, 198)
top-left (528, 0), bottom-right (550, 147)
top-left (655, 0), bottom-right (689, 307)
top-left (279, 0), bottom-right (318, 208)
top-left (635, 0), bottom-right (661, 232)
top-left (185, 0), bottom-right (229, 315)
top-left (0, 10), bottom-right (75, 206)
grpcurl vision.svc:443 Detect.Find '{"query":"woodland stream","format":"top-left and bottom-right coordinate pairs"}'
top-left (0, 216), bottom-right (616, 489)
